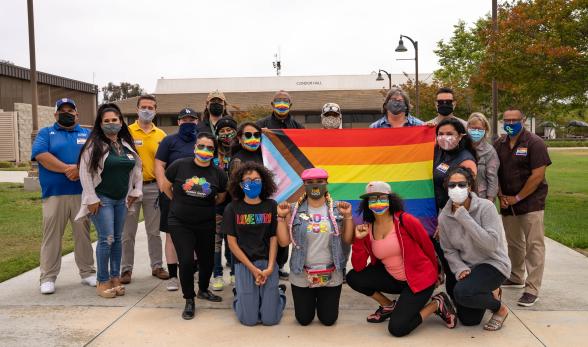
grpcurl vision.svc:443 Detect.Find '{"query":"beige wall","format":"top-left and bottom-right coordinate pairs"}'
top-left (15, 103), bottom-right (55, 162)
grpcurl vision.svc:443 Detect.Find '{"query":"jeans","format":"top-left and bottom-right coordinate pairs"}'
top-left (90, 195), bottom-right (127, 283)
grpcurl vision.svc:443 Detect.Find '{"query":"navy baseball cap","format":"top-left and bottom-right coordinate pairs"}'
top-left (178, 108), bottom-right (198, 119)
top-left (55, 98), bottom-right (77, 111)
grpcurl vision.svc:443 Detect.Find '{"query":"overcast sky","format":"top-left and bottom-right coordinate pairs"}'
top-left (1, 0), bottom-right (492, 93)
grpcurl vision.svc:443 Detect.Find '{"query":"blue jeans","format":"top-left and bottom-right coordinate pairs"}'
top-left (90, 195), bottom-right (127, 283)
top-left (214, 234), bottom-right (234, 277)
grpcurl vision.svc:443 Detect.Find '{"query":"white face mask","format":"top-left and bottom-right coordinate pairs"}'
top-left (138, 109), bottom-right (155, 122)
top-left (448, 186), bottom-right (469, 204)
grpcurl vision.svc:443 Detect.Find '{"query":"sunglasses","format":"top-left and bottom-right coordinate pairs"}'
top-left (196, 144), bottom-right (215, 151)
top-left (243, 132), bottom-right (261, 139)
top-left (447, 181), bottom-right (468, 189)
top-left (242, 178), bottom-right (262, 185)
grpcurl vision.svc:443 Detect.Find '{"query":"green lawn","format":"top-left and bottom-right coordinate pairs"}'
top-left (544, 150), bottom-right (588, 250)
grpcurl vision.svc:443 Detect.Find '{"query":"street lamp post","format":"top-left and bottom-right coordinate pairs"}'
top-left (395, 35), bottom-right (419, 117)
top-left (375, 69), bottom-right (392, 90)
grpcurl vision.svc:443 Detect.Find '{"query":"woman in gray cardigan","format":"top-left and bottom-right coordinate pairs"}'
top-left (467, 112), bottom-right (499, 202)
top-left (438, 167), bottom-right (511, 331)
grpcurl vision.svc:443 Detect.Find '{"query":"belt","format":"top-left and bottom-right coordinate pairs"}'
top-left (143, 180), bottom-right (156, 185)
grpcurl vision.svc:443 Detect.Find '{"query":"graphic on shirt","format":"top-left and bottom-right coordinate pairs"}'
top-left (515, 147), bottom-right (528, 156)
top-left (307, 213), bottom-right (329, 234)
top-left (182, 176), bottom-right (211, 197)
top-left (436, 162), bottom-right (450, 174)
top-left (236, 213), bottom-right (272, 225)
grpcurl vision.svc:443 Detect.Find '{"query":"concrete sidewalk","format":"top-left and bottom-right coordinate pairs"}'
top-left (0, 171), bottom-right (27, 183)
top-left (1, 222), bottom-right (587, 347)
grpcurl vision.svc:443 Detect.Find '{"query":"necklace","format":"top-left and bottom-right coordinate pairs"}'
top-left (110, 139), bottom-right (122, 156)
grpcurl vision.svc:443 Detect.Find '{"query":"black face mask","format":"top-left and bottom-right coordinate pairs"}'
top-left (209, 103), bottom-right (224, 117)
top-left (437, 103), bottom-right (454, 116)
top-left (57, 112), bottom-right (76, 127)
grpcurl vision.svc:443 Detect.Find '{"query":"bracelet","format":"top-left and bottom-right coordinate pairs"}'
top-left (277, 216), bottom-right (287, 222)
top-left (344, 216), bottom-right (353, 220)
top-left (515, 194), bottom-right (522, 202)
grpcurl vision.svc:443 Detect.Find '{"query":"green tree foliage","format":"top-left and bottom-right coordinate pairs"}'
top-left (101, 82), bottom-right (144, 103)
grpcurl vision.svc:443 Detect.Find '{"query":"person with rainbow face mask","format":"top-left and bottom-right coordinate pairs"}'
top-left (256, 90), bottom-right (305, 129)
top-left (161, 133), bottom-right (228, 320)
top-left (346, 181), bottom-right (458, 337)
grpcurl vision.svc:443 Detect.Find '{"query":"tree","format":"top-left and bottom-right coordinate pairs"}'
top-left (232, 104), bottom-right (272, 123)
top-left (101, 82), bottom-right (144, 103)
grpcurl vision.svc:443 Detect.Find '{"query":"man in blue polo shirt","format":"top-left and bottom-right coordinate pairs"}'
top-left (32, 98), bottom-right (96, 294)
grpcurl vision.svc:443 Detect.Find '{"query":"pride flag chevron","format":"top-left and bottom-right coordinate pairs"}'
top-left (261, 127), bottom-right (437, 234)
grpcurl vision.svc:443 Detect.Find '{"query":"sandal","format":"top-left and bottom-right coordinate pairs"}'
top-left (484, 311), bottom-right (508, 331)
top-left (111, 277), bottom-right (126, 296)
top-left (367, 301), bottom-right (396, 323)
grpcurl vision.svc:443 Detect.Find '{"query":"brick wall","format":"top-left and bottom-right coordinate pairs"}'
top-left (15, 103), bottom-right (55, 162)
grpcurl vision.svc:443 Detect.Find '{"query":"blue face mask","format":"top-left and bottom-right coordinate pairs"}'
top-left (504, 121), bottom-right (523, 137)
top-left (241, 179), bottom-right (262, 199)
top-left (179, 122), bottom-right (197, 142)
top-left (467, 129), bottom-right (486, 143)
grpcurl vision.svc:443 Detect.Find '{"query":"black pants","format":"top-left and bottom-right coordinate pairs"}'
top-left (346, 263), bottom-right (435, 337)
top-left (453, 263), bottom-right (506, 326)
top-left (277, 245), bottom-right (289, 269)
top-left (291, 284), bottom-right (342, 326)
top-left (169, 218), bottom-right (215, 299)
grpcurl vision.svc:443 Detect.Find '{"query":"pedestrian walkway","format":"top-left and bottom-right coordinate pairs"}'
top-left (0, 222), bottom-right (587, 346)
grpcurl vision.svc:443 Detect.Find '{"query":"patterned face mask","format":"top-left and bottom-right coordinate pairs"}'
top-left (368, 199), bottom-right (389, 215)
top-left (194, 147), bottom-right (214, 162)
top-left (321, 115), bottom-right (342, 129)
top-left (273, 101), bottom-right (290, 117)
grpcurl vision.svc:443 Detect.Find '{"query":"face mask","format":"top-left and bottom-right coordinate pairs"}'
top-left (138, 109), bottom-right (155, 122)
top-left (241, 180), bottom-right (262, 199)
top-left (386, 100), bottom-right (406, 116)
top-left (321, 116), bottom-right (342, 129)
top-left (101, 123), bottom-right (122, 136)
top-left (504, 121), bottom-right (523, 137)
top-left (242, 136), bottom-right (261, 151)
top-left (437, 135), bottom-right (459, 151)
top-left (209, 103), bottom-right (224, 117)
top-left (305, 183), bottom-right (327, 200)
top-left (218, 132), bottom-right (236, 146)
top-left (57, 112), bottom-right (76, 127)
top-left (179, 123), bottom-right (197, 142)
top-left (273, 101), bottom-right (290, 117)
top-left (437, 103), bottom-right (454, 116)
top-left (194, 148), bottom-right (214, 162)
top-left (448, 186), bottom-right (469, 204)
top-left (468, 129), bottom-right (486, 143)
top-left (368, 199), bottom-right (389, 215)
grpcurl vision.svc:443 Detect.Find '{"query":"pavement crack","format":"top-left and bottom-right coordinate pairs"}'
top-left (509, 308), bottom-right (547, 347)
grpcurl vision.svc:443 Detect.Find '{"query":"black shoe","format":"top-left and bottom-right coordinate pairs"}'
top-left (278, 284), bottom-right (287, 294)
top-left (232, 287), bottom-right (237, 296)
top-left (197, 290), bottom-right (223, 302)
top-left (278, 269), bottom-right (289, 280)
top-left (182, 299), bottom-right (195, 320)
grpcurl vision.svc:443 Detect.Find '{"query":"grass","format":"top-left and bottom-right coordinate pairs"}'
top-left (544, 150), bottom-right (588, 250)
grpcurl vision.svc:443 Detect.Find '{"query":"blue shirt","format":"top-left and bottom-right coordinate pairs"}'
top-left (31, 123), bottom-right (90, 198)
top-left (369, 114), bottom-right (424, 128)
top-left (155, 133), bottom-right (196, 168)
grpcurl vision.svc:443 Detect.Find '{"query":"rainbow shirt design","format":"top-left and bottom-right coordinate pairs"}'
top-left (306, 213), bottom-right (330, 234)
top-left (236, 213), bottom-right (272, 225)
top-left (182, 176), bottom-right (211, 198)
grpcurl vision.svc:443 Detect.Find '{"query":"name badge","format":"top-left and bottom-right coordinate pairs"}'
top-left (126, 154), bottom-right (135, 160)
top-left (515, 147), bottom-right (528, 156)
top-left (436, 163), bottom-right (450, 174)
top-left (134, 139), bottom-right (143, 146)
top-left (76, 138), bottom-right (87, 145)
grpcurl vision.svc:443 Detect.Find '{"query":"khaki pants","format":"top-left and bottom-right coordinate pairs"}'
top-left (121, 182), bottom-right (162, 272)
top-left (502, 210), bottom-right (545, 296)
top-left (40, 195), bottom-right (95, 283)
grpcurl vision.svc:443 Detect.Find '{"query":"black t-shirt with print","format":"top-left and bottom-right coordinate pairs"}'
top-left (165, 157), bottom-right (228, 225)
top-left (222, 199), bottom-right (277, 263)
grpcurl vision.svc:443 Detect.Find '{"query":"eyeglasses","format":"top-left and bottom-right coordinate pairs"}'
top-left (437, 100), bottom-right (453, 105)
top-left (196, 144), bottom-right (215, 151)
top-left (242, 178), bottom-right (262, 185)
top-left (243, 132), bottom-right (261, 139)
top-left (368, 195), bottom-right (388, 203)
top-left (447, 181), bottom-right (468, 189)
top-left (274, 98), bottom-right (290, 103)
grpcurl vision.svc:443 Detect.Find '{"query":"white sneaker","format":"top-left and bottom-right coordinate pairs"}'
top-left (40, 281), bottom-right (55, 294)
top-left (211, 276), bottom-right (224, 291)
top-left (166, 277), bottom-right (179, 291)
top-left (81, 275), bottom-right (97, 287)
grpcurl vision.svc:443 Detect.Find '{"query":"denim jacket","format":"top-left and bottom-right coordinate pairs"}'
top-left (289, 200), bottom-right (347, 274)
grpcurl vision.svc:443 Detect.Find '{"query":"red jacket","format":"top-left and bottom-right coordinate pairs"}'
top-left (351, 211), bottom-right (438, 293)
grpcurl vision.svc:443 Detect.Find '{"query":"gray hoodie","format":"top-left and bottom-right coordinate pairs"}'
top-left (438, 192), bottom-right (511, 280)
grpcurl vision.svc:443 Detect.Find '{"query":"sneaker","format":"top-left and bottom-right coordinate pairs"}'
top-left (230, 275), bottom-right (235, 285)
top-left (211, 276), bottom-right (224, 291)
top-left (182, 299), bottom-right (195, 320)
top-left (278, 269), bottom-right (289, 280)
top-left (517, 293), bottom-right (539, 307)
top-left (366, 303), bottom-right (396, 323)
top-left (40, 281), bottom-right (55, 294)
top-left (120, 270), bottom-right (132, 284)
top-left (432, 292), bottom-right (457, 329)
top-left (166, 277), bottom-right (179, 291)
top-left (152, 267), bottom-right (170, 280)
top-left (81, 275), bottom-right (97, 287)
top-left (502, 279), bottom-right (525, 289)
top-left (279, 284), bottom-right (287, 294)
top-left (197, 290), bottom-right (223, 302)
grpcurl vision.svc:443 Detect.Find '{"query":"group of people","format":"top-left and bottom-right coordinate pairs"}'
top-left (32, 86), bottom-right (550, 336)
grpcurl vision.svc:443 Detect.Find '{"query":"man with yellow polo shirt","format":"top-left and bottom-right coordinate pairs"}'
top-left (121, 95), bottom-right (169, 284)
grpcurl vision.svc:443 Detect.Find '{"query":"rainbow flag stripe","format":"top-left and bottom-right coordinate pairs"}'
top-left (261, 127), bottom-right (437, 234)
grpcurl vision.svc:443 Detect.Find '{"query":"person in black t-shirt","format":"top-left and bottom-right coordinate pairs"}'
top-left (223, 161), bottom-right (286, 326)
top-left (162, 133), bottom-right (228, 320)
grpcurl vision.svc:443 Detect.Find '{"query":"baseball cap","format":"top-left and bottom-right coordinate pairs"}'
top-left (360, 181), bottom-right (392, 199)
top-left (207, 90), bottom-right (226, 102)
top-left (321, 103), bottom-right (341, 116)
top-left (301, 167), bottom-right (329, 181)
top-left (178, 108), bottom-right (198, 119)
top-left (55, 98), bottom-right (77, 111)
top-left (214, 116), bottom-right (238, 132)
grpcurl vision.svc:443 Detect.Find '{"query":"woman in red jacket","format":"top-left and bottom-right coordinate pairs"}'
top-left (346, 181), bottom-right (457, 337)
